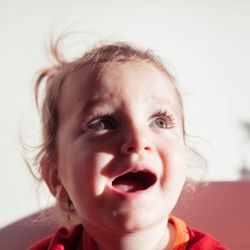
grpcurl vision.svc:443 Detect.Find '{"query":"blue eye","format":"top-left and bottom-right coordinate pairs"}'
top-left (85, 117), bottom-right (117, 131)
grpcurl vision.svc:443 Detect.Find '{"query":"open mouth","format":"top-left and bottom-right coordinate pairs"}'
top-left (112, 171), bottom-right (157, 193)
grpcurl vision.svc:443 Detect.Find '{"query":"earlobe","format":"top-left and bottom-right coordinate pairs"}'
top-left (41, 160), bottom-right (62, 197)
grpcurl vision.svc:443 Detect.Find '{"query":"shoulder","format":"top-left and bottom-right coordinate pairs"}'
top-left (28, 224), bottom-right (84, 250)
top-left (186, 226), bottom-right (230, 250)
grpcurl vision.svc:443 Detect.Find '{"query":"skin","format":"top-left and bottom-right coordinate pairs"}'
top-left (44, 61), bottom-right (187, 250)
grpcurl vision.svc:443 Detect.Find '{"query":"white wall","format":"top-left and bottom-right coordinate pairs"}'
top-left (1, 0), bottom-right (250, 227)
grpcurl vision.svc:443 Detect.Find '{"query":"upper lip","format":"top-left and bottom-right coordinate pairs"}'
top-left (111, 163), bottom-right (158, 182)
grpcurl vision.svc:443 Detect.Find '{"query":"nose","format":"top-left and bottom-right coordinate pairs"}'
top-left (120, 128), bottom-right (153, 155)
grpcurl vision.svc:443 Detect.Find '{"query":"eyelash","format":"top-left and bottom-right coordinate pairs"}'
top-left (81, 112), bottom-right (115, 131)
top-left (150, 110), bottom-right (176, 128)
top-left (81, 110), bottom-right (176, 132)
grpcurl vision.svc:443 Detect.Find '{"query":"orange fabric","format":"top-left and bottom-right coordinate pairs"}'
top-left (169, 215), bottom-right (189, 250)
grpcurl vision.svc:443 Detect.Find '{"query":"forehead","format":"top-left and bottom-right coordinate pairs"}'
top-left (58, 62), bottom-right (181, 120)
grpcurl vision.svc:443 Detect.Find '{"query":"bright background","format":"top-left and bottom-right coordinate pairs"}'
top-left (1, 0), bottom-right (250, 228)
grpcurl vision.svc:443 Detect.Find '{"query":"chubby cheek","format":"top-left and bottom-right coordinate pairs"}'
top-left (158, 139), bottom-right (187, 197)
top-left (61, 148), bottom-right (114, 210)
top-left (85, 151), bottom-right (115, 195)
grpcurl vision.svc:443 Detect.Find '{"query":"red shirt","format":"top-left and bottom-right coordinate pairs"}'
top-left (28, 216), bottom-right (229, 250)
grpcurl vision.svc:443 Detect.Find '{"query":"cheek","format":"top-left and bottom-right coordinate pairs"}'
top-left (88, 152), bottom-right (115, 195)
top-left (159, 139), bottom-right (187, 186)
top-left (64, 152), bottom-right (115, 220)
top-left (157, 143), bottom-right (187, 214)
top-left (60, 147), bottom-right (115, 201)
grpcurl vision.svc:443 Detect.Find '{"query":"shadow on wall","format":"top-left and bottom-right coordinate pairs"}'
top-left (239, 120), bottom-right (250, 180)
top-left (0, 181), bottom-right (249, 249)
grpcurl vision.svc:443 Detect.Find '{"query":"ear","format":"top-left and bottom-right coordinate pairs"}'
top-left (40, 159), bottom-right (65, 197)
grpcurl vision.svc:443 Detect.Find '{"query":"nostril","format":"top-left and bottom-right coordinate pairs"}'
top-left (127, 145), bottom-right (135, 152)
top-left (121, 144), bottom-right (152, 155)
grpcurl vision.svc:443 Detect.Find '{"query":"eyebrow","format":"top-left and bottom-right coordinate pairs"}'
top-left (76, 95), bottom-right (181, 122)
top-left (76, 97), bottom-right (111, 118)
top-left (151, 95), bottom-right (178, 110)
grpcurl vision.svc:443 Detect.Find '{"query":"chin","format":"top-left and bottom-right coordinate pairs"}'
top-left (106, 205), bottom-right (167, 233)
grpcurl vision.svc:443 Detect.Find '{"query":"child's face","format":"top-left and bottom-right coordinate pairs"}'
top-left (54, 62), bottom-right (187, 233)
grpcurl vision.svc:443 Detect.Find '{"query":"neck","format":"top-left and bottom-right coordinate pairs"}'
top-left (82, 219), bottom-right (175, 250)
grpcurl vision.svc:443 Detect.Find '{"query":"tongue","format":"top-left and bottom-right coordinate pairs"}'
top-left (113, 177), bottom-right (145, 192)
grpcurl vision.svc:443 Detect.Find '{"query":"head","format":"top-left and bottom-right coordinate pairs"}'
top-left (34, 38), bottom-right (188, 232)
